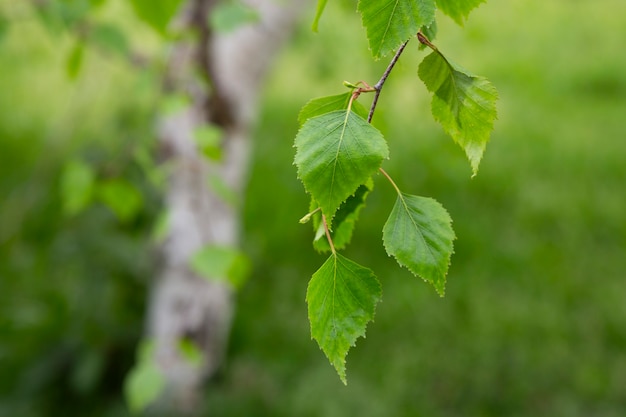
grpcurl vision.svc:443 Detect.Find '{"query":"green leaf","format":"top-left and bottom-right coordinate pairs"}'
top-left (436, 0), bottom-right (485, 25)
top-left (209, 2), bottom-right (259, 33)
top-left (61, 159), bottom-right (95, 216)
top-left (97, 179), bottom-right (143, 223)
top-left (298, 93), bottom-right (369, 126)
top-left (190, 245), bottom-right (251, 290)
top-left (124, 340), bottom-right (165, 414)
top-left (294, 110), bottom-right (388, 220)
top-left (358, 0), bottom-right (436, 59)
top-left (66, 40), bottom-right (84, 80)
top-left (311, 0), bottom-right (328, 32)
top-left (207, 173), bottom-right (239, 207)
top-left (312, 180), bottom-right (373, 252)
top-left (383, 193), bottom-right (455, 296)
top-left (418, 50), bottom-right (498, 175)
top-left (129, 0), bottom-right (184, 35)
top-left (193, 124), bottom-right (223, 161)
top-left (178, 339), bottom-right (203, 367)
top-left (307, 253), bottom-right (382, 384)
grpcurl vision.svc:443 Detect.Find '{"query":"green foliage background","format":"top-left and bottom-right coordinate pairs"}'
top-left (1, 0), bottom-right (626, 416)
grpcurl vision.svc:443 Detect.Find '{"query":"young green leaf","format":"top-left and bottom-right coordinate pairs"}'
top-left (312, 180), bottom-right (373, 252)
top-left (124, 340), bottom-right (165, 414)
top-left (383, 193), bottom-right (455, 296)
top-left (129, 0), bottom-right (184, 35)
top-left (61, 159), bottom-right (95, 216)
top-left (418, 50), bottom-right (498, 176)
top-left (207, 173), bottom-right (239, 207)
top-left (311, 0), bottom-right (328, 32)
top-left (193, 124), bottom-right (223, 161)
top-left (177, 339), bottom-right (203, 367)
top-left (66, 40), bottom-right (84, 80)
top-left (298, 93), bottom-right (369, 126)
top-left (97, 179), bottom-right (144, 223)
top-left (435, 0), bottom-right (485, 25)
top-left (294, 110), bottom-right (388, 220)
top-left (358, 0), bottom-right (436, 59)
top-left (190, 245), bottom-right (251, 290)
top-left (307, 253), bottom-right (382, 384)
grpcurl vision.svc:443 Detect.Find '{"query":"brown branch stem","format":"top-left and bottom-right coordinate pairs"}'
top-left (367, 39), bottom-right (410, 123)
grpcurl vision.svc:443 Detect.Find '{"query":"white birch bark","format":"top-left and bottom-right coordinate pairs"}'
top-left (145, 0), bottom-right (304, 413)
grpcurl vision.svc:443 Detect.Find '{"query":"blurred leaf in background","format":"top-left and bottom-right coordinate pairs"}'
top-left (61, 159), bottom-right (96, 216)
top-left (191, 245), bottom-right (251, 290)
top-left (124, 340), bottom-right (165, 414)
top-left (97, 179), bottom-right (144, 223)
top-left (129, 0), bottom-right (184, 34)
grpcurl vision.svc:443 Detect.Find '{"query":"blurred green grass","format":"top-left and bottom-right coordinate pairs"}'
top-left (1, 0), bottom-right (626, 416)
top-left (230, 1), bottom-right (626, 416)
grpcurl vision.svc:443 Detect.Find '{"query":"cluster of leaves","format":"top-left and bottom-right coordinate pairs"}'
top-left (296, 0), bottom-right (498, 383)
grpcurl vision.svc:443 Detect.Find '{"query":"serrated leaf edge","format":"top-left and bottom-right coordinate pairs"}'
top-left (382, 193), bottom-right (455, 296)
top-left (358, 0), bottom-right (437, 59)
top-left (293, 110), bottom-right (388, 221)
top-left (306, 253), bottom-right (382, 384)
top-left (435, 0), bottom-right (486, 25)
top-left (419, 50), bottom-right (498, 176)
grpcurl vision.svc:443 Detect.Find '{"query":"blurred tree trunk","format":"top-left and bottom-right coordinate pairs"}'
top-left (146, 0), bottom-right (302, 413)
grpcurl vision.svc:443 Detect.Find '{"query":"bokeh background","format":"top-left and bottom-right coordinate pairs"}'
top-left (1, 0), bottom-right (626, 416)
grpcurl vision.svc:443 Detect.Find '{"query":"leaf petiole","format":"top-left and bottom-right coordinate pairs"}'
top-left (379, 167), bottom-right (402, 196)
top-left (347, 81), bottom-right (376, 110)
top-left (322, 214), bottom-right (336, 255)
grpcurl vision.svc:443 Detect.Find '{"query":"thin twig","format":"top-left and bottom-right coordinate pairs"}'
top-left (322, 214), bottom-right (336, 255)
top-left (367, 39), bottom-right (410, 123)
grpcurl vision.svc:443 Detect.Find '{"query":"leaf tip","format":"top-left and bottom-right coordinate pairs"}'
top-left (466, 141), bottom-right (486, 177)
top-left (435, 285), bottom-right (446, 297)
top-left (333, 359), bottom-right (348, 385)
